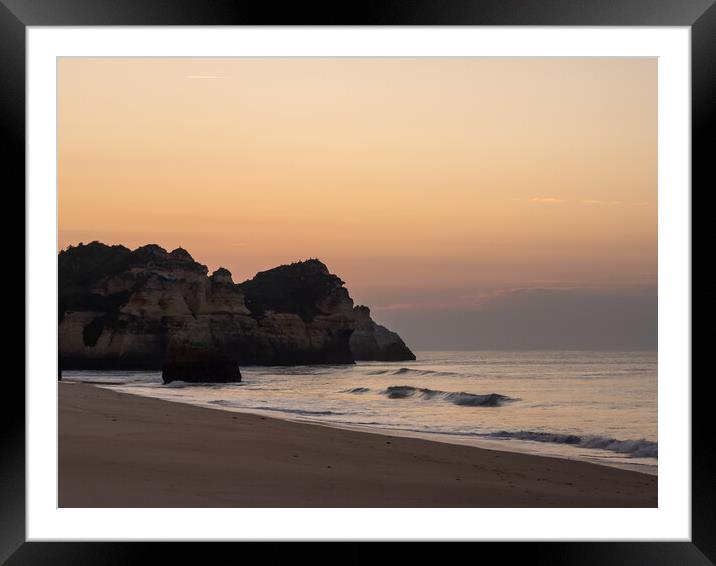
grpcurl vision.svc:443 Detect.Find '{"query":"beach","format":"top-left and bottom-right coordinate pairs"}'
top-left (59, 382), bottom-right (657, 507)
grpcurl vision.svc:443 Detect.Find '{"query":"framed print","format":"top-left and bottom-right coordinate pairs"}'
top-left (4, 0), bottom-right (711, 562)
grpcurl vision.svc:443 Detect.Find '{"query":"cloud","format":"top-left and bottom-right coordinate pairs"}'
top-left (374, 300), bottom-right (470, 312)
top-left (511, 197), bottom-right (650, 206)
top-left (512, 196), bottom-right (565, 203)
top-left (529, 197), bottom-right (565, 203)
top-left (580, 199), bottom-right (650, 206)
top-left (373, 286), bottom-right (657, 350)
top-left (371, 288), bottom-right (541, 312)
top-left (372, 285), bottom-right (656, 313)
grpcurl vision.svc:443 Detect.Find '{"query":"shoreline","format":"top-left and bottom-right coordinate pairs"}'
top-left (59, 382), bottom-right (657, 507)
top-left (104, 382), bottom-right (657, 476)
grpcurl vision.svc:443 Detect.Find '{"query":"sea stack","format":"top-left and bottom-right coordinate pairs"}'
top-left (162, 343), bottom-right (241, 384)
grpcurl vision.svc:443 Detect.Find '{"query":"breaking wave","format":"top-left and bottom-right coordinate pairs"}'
top-left (368, 367), bottom-right (458, 377)
top-left (341, 387), bottom-right (371, 394)
top-left (164, 381), bottom-right (243, 389)
top-left (265, 407), bottom-right (344, 417)
top-left (487, 430), bottom-right (658, 458)
top-left (381, 385), bottom-right (513, 407)
top-left (208, 399), bottom-right (344, 417)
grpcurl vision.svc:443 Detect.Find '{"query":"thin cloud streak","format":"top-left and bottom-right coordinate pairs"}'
top-left (529, 197), bottom-right (565, 203)
top-left (372, 285), bottom-right (656, 313)
top-left (513, 197), bottom-right (650, 206)
top-left (581, 199), bottom-right (650, 206)
top-left (512, 197), bottom-right (565, 203)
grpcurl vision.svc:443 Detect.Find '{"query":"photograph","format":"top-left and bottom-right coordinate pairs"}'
top-left (4, 0), bottom-right (709, 558)
top-left (56, 56), bottom-right (659, 508)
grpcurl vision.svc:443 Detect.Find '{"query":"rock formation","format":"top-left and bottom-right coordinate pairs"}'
top-left (58, 242), bottom-right (415, 380)
top-left (349, 306), bottom-right (416, 361)
top-left (162, 340), bottom-right (241, 384)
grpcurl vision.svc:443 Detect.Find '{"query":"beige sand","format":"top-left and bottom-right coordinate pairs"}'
top-left (59, 382), bottom-right (657, 507)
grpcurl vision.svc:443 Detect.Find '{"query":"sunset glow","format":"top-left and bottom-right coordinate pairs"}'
top-left (58, 57), bottom-right (656, 342)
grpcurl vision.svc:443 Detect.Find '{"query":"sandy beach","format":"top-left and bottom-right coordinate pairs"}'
top-left (59, 382), bottom-right (657, 508)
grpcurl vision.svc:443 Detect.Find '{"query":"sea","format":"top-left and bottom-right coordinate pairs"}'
top-left (62, 350), bottom-right (658, 475)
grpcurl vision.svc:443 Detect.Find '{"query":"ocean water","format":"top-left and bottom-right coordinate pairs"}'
top-left (63, 350), bottom-right (658, 475)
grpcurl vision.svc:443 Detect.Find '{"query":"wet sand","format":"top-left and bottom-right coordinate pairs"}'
top-left (59, 382), bottom-right (657, 507)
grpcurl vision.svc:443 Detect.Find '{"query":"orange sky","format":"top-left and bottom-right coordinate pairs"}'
top-left (58, 58), bottom-right (656, 311)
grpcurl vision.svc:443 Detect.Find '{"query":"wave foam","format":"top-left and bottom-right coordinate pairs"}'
top-left (368, 367), bottom-right (457, 377)
top-left (382, 385), bottom-right (512, 407)
top-left (165, 381), bottom-right (243, 389)
top-left (341, 387), bottom-right (371, 394)
top-left (208, 400), bottom-right (344, 417)
top-left (487, 430), bottom-right (658, 458)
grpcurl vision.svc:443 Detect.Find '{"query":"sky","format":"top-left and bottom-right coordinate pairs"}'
top-left (58, 58), bottom-right (657, 350)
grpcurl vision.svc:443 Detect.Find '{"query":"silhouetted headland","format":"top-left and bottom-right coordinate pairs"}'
top-left (58, 242), bottom-right (415, 382)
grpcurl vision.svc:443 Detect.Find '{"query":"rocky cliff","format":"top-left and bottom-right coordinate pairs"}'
top-left (349, 305), bottom-right (416, 362)
top-left (58, 242), bottom-right (414, 380)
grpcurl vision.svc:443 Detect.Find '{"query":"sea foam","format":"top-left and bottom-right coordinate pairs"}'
top-left (381, 385), bottom-right (513, 407)
top-left (487, 430), bottom-right (658, 458)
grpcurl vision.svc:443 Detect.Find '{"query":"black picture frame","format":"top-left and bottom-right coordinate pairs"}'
top-left (4, 0), bottom-right (710, 562)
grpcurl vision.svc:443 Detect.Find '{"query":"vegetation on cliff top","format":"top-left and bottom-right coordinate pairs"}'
top-left (58, 242), bottom-right (349, 323)
top-left (237, 259), bottom-right (347, 322)
top-left (58, 242), bottom-right (133, 322)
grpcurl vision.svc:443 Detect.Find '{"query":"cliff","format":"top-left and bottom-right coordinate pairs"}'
top-left (58, 242), bottom-right (415, 380)
top-left (349, 306), bottom-right (416, 362)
